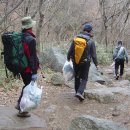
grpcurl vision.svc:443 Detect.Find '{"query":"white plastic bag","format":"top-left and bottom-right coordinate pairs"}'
top-left (63, 60), bottom-right (74, 82)
top-left (20, 81), bottom-right (43, 112)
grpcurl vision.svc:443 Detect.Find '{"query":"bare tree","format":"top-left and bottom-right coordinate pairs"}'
top-left (0, 0), bottom-right (24, 25)
top-left (0, 0), bottom-right (130, 49)
top-left (99, 0), bottom-right (108, 51)
top-left (36, 0), bottom-right (45, 52)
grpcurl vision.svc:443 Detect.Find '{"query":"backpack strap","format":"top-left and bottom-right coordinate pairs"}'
top-left (115, 46), bottom-right (124, 60)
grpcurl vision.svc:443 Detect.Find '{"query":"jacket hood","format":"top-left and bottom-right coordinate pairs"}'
top-left (77, 32), bottom-right (90, 41)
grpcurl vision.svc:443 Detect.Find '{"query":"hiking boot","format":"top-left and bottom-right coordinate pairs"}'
top-left (115, 75), bottom-right (119, 80)
top-left (17, 112), bottom-right (31, 117)
top-left (15, 103), bottom-right (20, 110)
top-left (76, 92), bottom-right (85, 101)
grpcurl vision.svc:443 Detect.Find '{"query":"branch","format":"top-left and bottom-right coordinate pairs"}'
top-left (42, 0), bottom-right (64, 27)
top-left (0, 17), bottom-right (20, 33)
top-left (124, 12), bottom-right (129, 23)
top-left (31, 8), bottom-right (38, 19)
top-left (0, 0), bottom-right (24, 25)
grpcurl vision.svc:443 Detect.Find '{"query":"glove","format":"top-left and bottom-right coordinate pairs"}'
top-left (31, 74), bottom-right (37, 81)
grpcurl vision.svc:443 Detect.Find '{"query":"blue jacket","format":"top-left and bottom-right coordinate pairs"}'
top-left (67, 32), bottom-right (98, 66)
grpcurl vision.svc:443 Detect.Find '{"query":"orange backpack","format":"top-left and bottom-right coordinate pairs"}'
top-left (73, 37), bottom-right (87, 64)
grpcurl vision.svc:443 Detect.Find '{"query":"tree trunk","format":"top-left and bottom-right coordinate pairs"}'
top-left (0, 0), bottom-right (24, 25)
top-left (99, 0), bottom-right (108, 51)
top-left (36, 0), bottom-right (44, 53)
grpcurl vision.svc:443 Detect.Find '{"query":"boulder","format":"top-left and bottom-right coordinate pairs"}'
top-left (51, 72), bottom-right (64, 85)
top-left (40, 47), bottom-right (66, 72)
top-left (113, 80), bottom-right (130, 88)
top-left (89, 62), bottom-right (107, 84)
top-left (69, 115), bottom-right (127, 130)
top-left (85, 88), bottom-right (115, 103)
top-left (85, 87), bottom-right (130, 103)
top-left (0, 107), bottom-right (46, 130)
top-left (41, 47), bottom-right (110, 84)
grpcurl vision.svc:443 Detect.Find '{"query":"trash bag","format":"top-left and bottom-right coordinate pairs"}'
top-left (63, 60), bottom-right (74, 82)
top-left (20, 81), bottom-right (43, 112)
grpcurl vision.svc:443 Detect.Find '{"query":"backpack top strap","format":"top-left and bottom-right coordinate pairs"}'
top-left (116, 46), bottom-right (125, 58)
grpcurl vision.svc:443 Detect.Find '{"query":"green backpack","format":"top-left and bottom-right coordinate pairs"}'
top-left (1, 32), bottom-right (28, 75)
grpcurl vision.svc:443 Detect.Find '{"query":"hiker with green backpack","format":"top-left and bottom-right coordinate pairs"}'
top-left (67, 24), bottom-right (98, 101)
top-left (113, 41), bottom-right (128, 80)
top-left (16, 16), bottom-right (39, 117)
top-left (2, 16), bottom-right (39, 117)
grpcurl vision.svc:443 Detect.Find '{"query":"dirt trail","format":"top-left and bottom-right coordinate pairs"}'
top-left (2, 65), bottom-right (130, 130)
top-left (35, 68), bottom-right (130, 130)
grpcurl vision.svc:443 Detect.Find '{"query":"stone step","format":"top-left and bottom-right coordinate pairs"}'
top-left (0, 106), bottom-right (46, 130)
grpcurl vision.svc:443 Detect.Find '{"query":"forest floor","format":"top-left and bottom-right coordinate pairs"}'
top-left (0, 64), bottom-right (130, 130)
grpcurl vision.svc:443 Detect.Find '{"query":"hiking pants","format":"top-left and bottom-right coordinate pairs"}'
top-left (73, 61), bottom-right (90, 94)
top-left (115, 59), bottom-right (125, 76)
top-left (18, 72), bottom-right (32, 104)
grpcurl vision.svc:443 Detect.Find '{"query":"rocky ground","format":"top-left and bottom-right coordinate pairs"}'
top-left (0, 64), bottom-right (130, 130)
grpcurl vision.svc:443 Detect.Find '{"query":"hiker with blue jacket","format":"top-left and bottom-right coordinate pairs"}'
top-left (67, 24), bottom-right (98, 101)
top-left (113, 41), bottom-right (128, 80)
top-left (15, 16), bottom-right (39, 117)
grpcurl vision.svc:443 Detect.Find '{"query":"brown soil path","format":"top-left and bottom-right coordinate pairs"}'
top-left (1, 65), bottom-right (130, 130)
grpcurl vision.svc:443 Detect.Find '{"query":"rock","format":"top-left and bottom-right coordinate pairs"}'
top-left (85, 87), bottom-right (130, 103)
top-left (40, 47), bottom-right (66, 72)
top-left (107, 87), bottom-right (130, 96)
top-left (0, 107), bottom-right (46, 130)
top-left (51, 73), bottom-right (64, 85)
top-left (114, 102), bottom-right (129, 112)
top-left (85, 88), bottom-right (115, 103)
top-left (93, 82), bottom-right (108, 88)
top-left (114, 80), bottom-right (130, 88)
top-left (89, 62), bottom-right (110, 84)
top-left (69, 115), bottom-right (127, 130)
top-left (64, 79), bottom-right (74, 88)
top-left (41, 47), bottom-right (110, 84)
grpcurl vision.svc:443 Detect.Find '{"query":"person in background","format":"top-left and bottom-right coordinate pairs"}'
top-left (15, 16), bottom-right (39, 117)
top-left (113, 41), bottom-right (128, 80)
top-left (67, 24), bottom-right (98, 101)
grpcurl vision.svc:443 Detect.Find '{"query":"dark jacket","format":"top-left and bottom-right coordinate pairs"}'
top-left (67, 32), bottom-right (98, 66)
top-left (22, 29), bottom-right (39, 74)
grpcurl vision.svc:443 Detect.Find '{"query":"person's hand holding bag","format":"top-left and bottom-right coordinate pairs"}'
top-left (31, 74), bottom-right (37, 82)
